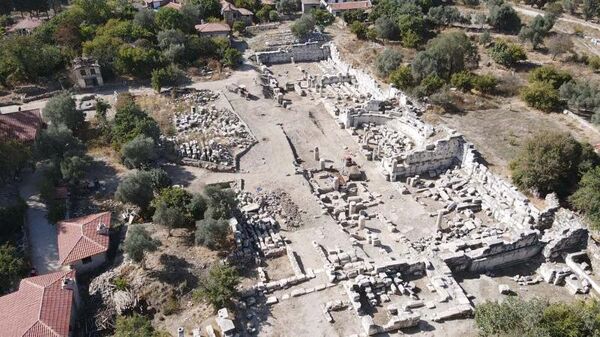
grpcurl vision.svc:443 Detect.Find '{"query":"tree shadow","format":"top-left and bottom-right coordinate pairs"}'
top-left (147, 253), bottom-right (199, 292)
top-left (162, 164), bottom-right (196, 188)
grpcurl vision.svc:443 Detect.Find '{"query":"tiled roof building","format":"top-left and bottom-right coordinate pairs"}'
top-left (0, 270), bottom-right (78, 337)
top-left (57, 212), bottom-right (111, 271)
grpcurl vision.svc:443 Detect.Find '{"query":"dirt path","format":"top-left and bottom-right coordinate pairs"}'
top-left (513, 4), bottom-right (600, 33)
top-left (19, 169), bottom-right (62, 274)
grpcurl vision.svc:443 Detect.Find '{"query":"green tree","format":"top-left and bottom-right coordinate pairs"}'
top-left (559, 80), bottom-right (600, 113)
top-left (121, 135), bottom-right (157, 169)
top-left (193, 264), bottom-right (239, 308)
top-left (195, 218), bottom-right (230, 249)
top-left (149, 168), bottom-right (172, 190)
top-left (428, 6), bottom-right (465, 26)
top-left (204, 186), bottom-right (237, 220)
top-left (60, 155), bottom-right (89, 185)
top-left (123, 225), bottom-right (159, 264)
top-left (488, 39), bottom-right (527, 67)
top-left (521, 81), bottom-right (562, 112)
top-left (133, 8), bottom-right (156, 31)
top-left (115, 170), bottom-right (155, 212)
top-left (0, 141), bottom-right (31, 184)
top-left (411, 31), bottom-right (478, 81)
top-left (312, 8), bottom-right (335, 27)
top-left (488, 3), bottom-right (522, 34)
top-left (232, 20), bottom-right (246, 34)
top-left (153, 201), bottom-right (187, 235)
top-left (114, 45), bottom-right (161, 79)
top-left (375, 49), bottom-right (403, 78)
top-left (350, 21), bottom-right (368, 40)
top-left (112, 100), bottom-right (160, 149)
top-left (222, 48), bottom-right (242, 68)
top-left (269, 10), bottom-right (279, 21)
top-left (0, 244), bottom-right (26, 295)
top-left (34, 125), bottom-right (85, 162)
top-left (43, 92), bottom-right (84, 132)
top-left (155, 7), bottom-right (185, 30)
top-left (375, 16), bottom-right (399, 40)
top-left (510, 132), bottom-right (593, 196)
top-left (276, 0), bottom-right (297, 15)
top-left (518, 14), bottom-right (555, 49)
top-left (188, 193), bottom-right (208, 220)
top-left (570, 166), bottom-right (600, 229)
top-left (291, 14), bottom-right (316, 39)
top-left (151, 65), bottom-right (185, 93)
top-left (389, 65), bottom-right (415, 90)
top-left (342, 9), bottom-right (367, 24)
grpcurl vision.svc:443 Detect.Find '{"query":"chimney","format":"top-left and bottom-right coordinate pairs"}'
top-left (62, 277), bottom-right (75, 290)
top-left (96, 222), bottom-right (109, 235)
top-left (177, 327), bottom-right (184, 337)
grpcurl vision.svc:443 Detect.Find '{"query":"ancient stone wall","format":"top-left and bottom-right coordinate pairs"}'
top-left (255, 42), bottom-right (331, 64)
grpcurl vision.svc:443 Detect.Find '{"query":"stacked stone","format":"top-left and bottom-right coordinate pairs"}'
top-left (234, 192), bottom-right (286, 259)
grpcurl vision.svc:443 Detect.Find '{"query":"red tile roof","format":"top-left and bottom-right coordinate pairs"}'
top-left (0, 109), bottom-right (43, 143)
top-left (195, 22), bottom-right (231, 33)
top-left (164, 1), bottom-right (182, 9)
top-left (57, 212), bottom-right (111, 265)
top-left (221, 0), bottom-right (253, 15)
top-left (0, 270), bottom-right (76, 337)
top-left (8, 17), bottom-right (44, 32)
top-left (328, 1), bottom-right (371, 10)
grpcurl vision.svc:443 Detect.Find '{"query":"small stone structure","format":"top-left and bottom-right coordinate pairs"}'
top-left (72, 57), bottom-right (104, 89)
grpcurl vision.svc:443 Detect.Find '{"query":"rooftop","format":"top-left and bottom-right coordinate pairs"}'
top-left (328, 1), bottom-right (371, 10)
top-left (8, 17), bottom-right (43, 32)
top-left (221, 0), bottom-right (253, 15)
top-left (57, 212), bottom-right (112, 265)
top-left (195, 22), bottom-right (231, 33)
top-left (0, 109), bottom-right (44, 143)
top-left (0, 270), bottom-right (76, 337)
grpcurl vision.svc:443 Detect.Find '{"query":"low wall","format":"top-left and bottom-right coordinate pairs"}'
top-left (255, 43), bottom-right (331, 64)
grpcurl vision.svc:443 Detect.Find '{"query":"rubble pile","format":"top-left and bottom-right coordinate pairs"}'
top-left (256, 189), bottom-right (303, 229)
top-left (170, 103), bottom-right (255, 167)
top-left (232, 191), bottom-right (287, 260)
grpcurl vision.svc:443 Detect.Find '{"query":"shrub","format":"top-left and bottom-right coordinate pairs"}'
top-left (222, 48), bottom-right (242, 68)
top-left (153, 201), bottom-right (187, 234)
top-left (312, 8), bottom-right (335, 27)
top-left (114, 314), bottom-right (159, 337)
top-left (389, 65), bottom-right (415, 90)
top-left (375, 49), bottom-right (403, 78)
top-left (195, 218), bottom-right (230, 249)
top-left (559, 80), bottom-right (600, 113)
top-left (151, 65), bottom-right (185, 93)
top-left (149, 168), bottom-right (172, 190)
top-left (450, 71), bottom-right (474, 91)
top-left (510, 132), bottom-right (596, 197)
top-left (375, 16), bottom-right (399, 40)
top-left (488, 40), bottom-right (527, 67)
top-left (350, 21), bottom-right (368, 40)
top-left (193, 264), bottom-right (239, 308)
top-left (520, 80), bottom-right (560, 112)
top-left (232, 20), bottom-right (246, 34)
top-left (521, 81), bottom-right (562, 112)
top-left (472, 74), bottom-right (498, 93)
top-left (418, 74), bottom-right (445, 96)
top-left (547, 33), bottom-right (573, 60)
top-left (121, 135), bottom-right (157, 169)
top-left (589, 56), bottom-right (600, 71)
top-left (528, 66), bottom-right (572, 89)
top-left (123, 225), bottom-right (158, 263)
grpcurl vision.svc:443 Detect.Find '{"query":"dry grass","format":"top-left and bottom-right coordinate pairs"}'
top-left (136, 94), bottom-right (186, 137)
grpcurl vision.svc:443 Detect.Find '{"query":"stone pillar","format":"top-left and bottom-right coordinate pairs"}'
top-left (358, 215), bottom-right (366, 230)
top-left (333, 177), bottom-right (340, 191)
top-left (314, 146), bottom-right (320, 161)
top-left (436, 210), bottom-right (444, 230)
top-left (320, 159), bottom-right (327, 170)
top-left (349, 201), bottom-right (357, 214)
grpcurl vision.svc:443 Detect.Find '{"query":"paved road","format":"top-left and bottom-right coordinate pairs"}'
top-left (19, 169), bottom-right (62, 274)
